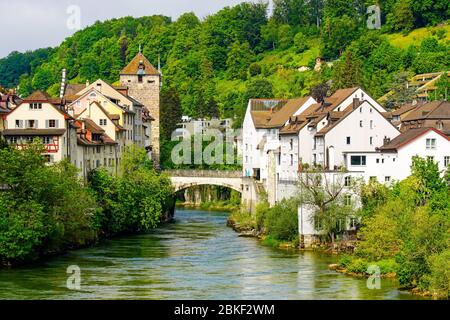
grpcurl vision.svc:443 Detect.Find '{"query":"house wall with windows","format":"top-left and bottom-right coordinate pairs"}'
top-left (346, 129), bottom-right (450, 182)
top-left (320, 101), bottom-right (400, 169)
top-left (3, 101), bottom-right (69, 163)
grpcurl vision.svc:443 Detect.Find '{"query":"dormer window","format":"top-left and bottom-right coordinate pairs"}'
top-left (30, 103), bottom-right (42, 110)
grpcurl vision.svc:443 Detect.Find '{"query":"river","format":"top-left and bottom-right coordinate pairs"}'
top-left (0, 209), bottom-right (423, 300)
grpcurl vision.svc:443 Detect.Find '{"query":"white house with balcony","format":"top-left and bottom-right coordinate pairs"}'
top-left (2, 91), bottom-right (73, 163)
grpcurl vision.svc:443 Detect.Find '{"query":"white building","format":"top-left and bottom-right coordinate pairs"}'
top-left (241, 97), bottom-right (317, 196)
top-left (2, 91), bottom-right (73, 164)
top-left (276, 88), bottom-right (399, 200)
top-left (345, 127), bottom-right (450, 183)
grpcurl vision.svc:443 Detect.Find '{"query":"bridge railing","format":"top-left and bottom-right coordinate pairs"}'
top-left (164, 169), bottom-right (242, 178)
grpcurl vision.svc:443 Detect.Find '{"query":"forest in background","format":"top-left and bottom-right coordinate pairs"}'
top-left (0, 0), bottom-right (449, 130)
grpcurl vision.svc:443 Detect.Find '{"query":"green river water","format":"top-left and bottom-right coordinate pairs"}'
top-left (0, 209), bottom-right (424, 300)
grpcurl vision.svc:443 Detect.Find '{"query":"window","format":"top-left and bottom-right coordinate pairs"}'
top-left (370, 120), bottom-right (373, 129)
top-left (445, 156), bottom-right (450, 167)
top-left (359, 120), bottom-right (363, 127)
top-left (96, 146), bottom-right (101, 154)
top-left (426, 138), bottom-right (436, 150)
top-left (27, 120), bottom-right (37, 128)
top-left (370, 137), bottom-right (373, 145)
top-left (370, 108), bottom-right (373, 113)
top-left (290, 139), bottom-right (293, 150)
top-left (350, 218), bottom-right (358, 229)
top-left (427, 156), bottom-right (434, 161)
top-left (385, 176), bottom-right (391, 183)
top-left (99, 119), bottom-right (107, 126)
top-left (290, 154), bottom-right (294, 166)
top-left (44, 155), bottom-right (53, 163)
top-left (344, 176), bottom-right (352, 187)
top-left (48, 119), bottom-right (56, 128)
top-left (29, 103), bottom-right (42, 110)
top-left (350, 155), bottom-right (366, 166)
top-left (344, 195), bottom-right (352, 206)
top-left (346, 137), bottom-right (351, 145)
top-left (369, 176), bottom-right (377, 182)
top-left (376, 158), bottom-right (380, 163)
top-left (15, 120), bottom-right (23, 128)
top-left (42, 136), bottom-right (52, 144)
top-left (138, 75), bottom-right (143, 83)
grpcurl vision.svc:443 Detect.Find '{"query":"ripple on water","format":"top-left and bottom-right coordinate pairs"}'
top-left (0, 209), bottom-right (425, 300)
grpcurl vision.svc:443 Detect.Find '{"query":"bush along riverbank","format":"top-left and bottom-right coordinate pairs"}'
top-left (228, 195), bottom-right (300, 249)
top-left (229, 157), bottom-right (450, 299)
top-left (0, 142), bottom-right (173, 267)
top-left (332, 157), bottom-right (450, 299)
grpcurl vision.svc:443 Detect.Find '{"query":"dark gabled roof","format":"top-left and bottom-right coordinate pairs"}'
top-left (2, 129), bottom-right (66, 136)
top-left (120, 52), bottom-right (160, 75)
top-left (378, 127), bottom-right (449, 151)
top-left (24, 90), bottom-right (52, 101)
top-left (64, 84), bottom-right (86, 97)
top-left (8, 91), bottom-right (73, 120)
top-left (392, 102), bottom-right (423, 116)
top-left (403, 101), bottom-right (450, 121)
top-left (84, 119), bottom-right (104, 134)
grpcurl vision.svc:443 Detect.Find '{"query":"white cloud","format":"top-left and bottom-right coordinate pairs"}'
top-left (0, 0), bottom-right (263, 58)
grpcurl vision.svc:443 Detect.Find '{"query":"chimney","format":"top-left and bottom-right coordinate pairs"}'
top-left (59, 69), bottom-right (66, 99)
top-left (383, 136), bottom-right (391, 146)
top-left (353, 98), bottom-right (361, 109)
top-left (86, 80), bottom-right (90, 87)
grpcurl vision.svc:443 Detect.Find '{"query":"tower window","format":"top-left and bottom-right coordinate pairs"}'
top-left (138, 75), bottom-right (143, 83)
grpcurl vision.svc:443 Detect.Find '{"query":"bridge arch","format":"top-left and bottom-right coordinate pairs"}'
top-left (172, 181), bottom-right (242, 194)
top-left (164, 170), bottom-right (259, 213)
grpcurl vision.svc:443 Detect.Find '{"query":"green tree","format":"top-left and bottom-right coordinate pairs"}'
top-left (293, 31), bottom-right (309, 53)
top-left (160, 87), bottom-right (182, 140)
top-left (386, 0), bottom-right (414, 32)
top-left (331, 47), bottom-right (363, 90)
top-left (226, 41), bottom-right (253, 80)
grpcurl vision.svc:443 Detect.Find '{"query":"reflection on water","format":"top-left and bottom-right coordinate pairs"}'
top-left (0, 209), bottom-right (423, 300)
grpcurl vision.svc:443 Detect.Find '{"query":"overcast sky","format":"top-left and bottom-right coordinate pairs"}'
top-left (0, 0), bottom-right (269, 59)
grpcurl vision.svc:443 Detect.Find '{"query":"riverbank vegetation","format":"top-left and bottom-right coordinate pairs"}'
top-left (229, 196), bottom-right (299, 248)
top-left (338, 157), bottom-right (450, 299)
top-left (0, 142), bottom-right (173, 267)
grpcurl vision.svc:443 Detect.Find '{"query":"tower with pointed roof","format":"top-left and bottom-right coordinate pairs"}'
top-left (120, 51), bottom-right (161, 167)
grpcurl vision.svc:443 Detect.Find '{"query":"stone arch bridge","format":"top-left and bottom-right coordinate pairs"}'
top-left (164, 170), bottom-right (259, 212)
